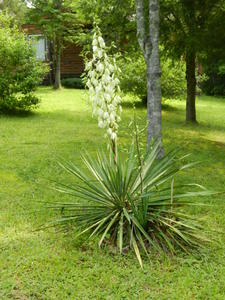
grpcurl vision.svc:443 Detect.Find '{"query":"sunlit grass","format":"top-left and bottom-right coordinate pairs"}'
top-left (0, 87), bottom-right (224, 299)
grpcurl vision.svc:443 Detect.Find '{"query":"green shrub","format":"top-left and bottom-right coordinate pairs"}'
top-left (61, 77), bottom-right (85, 89)
top-left (0, 94), bottom-right (39, 112)
top-left (118, 53), bottom-right (147, 101)
top-left (47, 142), bottom-right (213, 268)
top-left (201, 61), bottom-right (225, 96)
top-left (118, 52), bottom-right (186, 103)
top-left (0, 12), bottom-right (48, 113)
top-left (161, 58), bottom-right (186, 99)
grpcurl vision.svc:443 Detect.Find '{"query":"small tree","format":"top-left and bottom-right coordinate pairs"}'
top-left (160, 0), bottom-right (223, 123)
top-left (28, 0), bottom-right (78, 89)
top-left (0, 12), bottom-right (48, 112)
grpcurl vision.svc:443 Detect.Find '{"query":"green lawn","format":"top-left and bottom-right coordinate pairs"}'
top-left (0, 87), bottom-right (225, 299)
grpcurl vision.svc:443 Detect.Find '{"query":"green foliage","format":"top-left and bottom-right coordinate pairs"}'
top-left (61, 77), bottom-right (85, 89)
top-left (200, 4), bottom-right (225, 97)
top-left (201, 61), bottom-right (225, 96)
top-left (0, 0), bottom-right (28, 23)
top-left (160, 0), bottom-right (222, 59)
top-left (28, 0), bottom-right (78, 42)
top-left (48, 141), bottom-right (213, 267)
top-left (160, 0), bottom-right (225, 120)
top-left (0, 94), bottom-right (40, 112)
top-left (28, 0), bottom-right (79, 88)
top-left (161, 58), bottom-right (186, 99)
top-left (118, 53), bottom-right (147, 101)
top-left (0, 12), bottom-right (48, 112)
top-left (118, 52), bottom-right (186, 102)
top-left (74, 0), bottom-right (136, 52)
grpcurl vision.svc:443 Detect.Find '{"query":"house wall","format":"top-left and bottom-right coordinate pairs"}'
top-left (22, 24), bottom-right (84, 78)
top-left (61, 43), bottom-right (84, 77)
top-left (22, 24), bottom-right (42, 35)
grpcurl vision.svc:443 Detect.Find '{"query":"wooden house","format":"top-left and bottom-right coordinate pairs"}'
top-left (22, 24), bottom-right (84, 83)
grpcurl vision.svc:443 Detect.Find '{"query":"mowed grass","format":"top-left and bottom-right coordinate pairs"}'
top-left (0, 87), bottom-right (224, 299)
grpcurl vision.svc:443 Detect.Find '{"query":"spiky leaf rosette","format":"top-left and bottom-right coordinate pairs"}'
top-left (48, 142), bottom-right (214, 268)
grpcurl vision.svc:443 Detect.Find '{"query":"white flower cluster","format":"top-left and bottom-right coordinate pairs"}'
top-left (85, 27), bottom-right (122, 141)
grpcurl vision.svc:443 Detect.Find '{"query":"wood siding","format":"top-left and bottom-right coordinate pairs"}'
top-left (22, 24), bottom-right (84, 77)
top-left (61, 43), bottom-right (84, 77)
top-left (22, 24), bottom-right (42, 35)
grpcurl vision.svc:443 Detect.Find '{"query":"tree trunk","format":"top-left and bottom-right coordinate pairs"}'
top-left (54, 39), bottom-right (61, 90)
top-left (148, 0), bottom-right (164, 156)
top-left (136, 0), bottom-right (164, 157)
top-left (146, 60), bottom-right (154, 146)
top-left (186, 51), bottom-right (196, 123)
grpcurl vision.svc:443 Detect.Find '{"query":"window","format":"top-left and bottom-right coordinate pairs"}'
top-left (28, 35), bottom-right (48, 61)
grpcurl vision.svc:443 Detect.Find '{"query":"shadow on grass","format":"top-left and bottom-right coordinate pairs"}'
top-left (122, 101), bottom-right (145, 109)
top-left (162, 103), bottom-right (180, 112)
top-left (122, 100), bottom-right (181, 112)
top-left (182, 120), bottom-right (225, 134)
top-left (35, 86), bottom-right (56, 95)
top-left (0, 110), bottom-right (37, 118)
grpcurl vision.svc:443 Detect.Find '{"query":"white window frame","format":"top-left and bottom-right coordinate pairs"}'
top-left (28, 34), bottom-right (49, 61)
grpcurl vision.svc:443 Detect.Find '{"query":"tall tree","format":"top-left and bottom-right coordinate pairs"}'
top-left (28, 0), bottom-right (78, 89)
top-left (74, 0), bottom-right (136, 52)
top-left (136, 0), bottom-right (164, 155)
top-left (160, 0), bottom-right (223, 123)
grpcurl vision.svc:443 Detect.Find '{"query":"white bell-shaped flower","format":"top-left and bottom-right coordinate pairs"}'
top-left (111, 132), bottom-right (117, 140)
top-left (98, 120), bottom-right (105, 128)
top-left (96, 63), bottom-right (104, 73)
top-left (98, 36), bottom-right (105, 48)
top-left (93, 45), bottom-right (98, 53)
top-left (85, 26), bottom-right (122, 142)
top-left (103, 111), bottom-right (109, 119)
top-left (107, 127), bottom-right (113, 136)
top-left (98, 108), bottom-right (104, 117)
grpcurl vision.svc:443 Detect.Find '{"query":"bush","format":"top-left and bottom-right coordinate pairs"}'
top-left (47, 142), bottom-right (213, 267)
top-left (201, 61), bottom-right (225, 96)
top-left (61, 77), bottom-right (85, 89)
top-left (118, 53), bottom-right (147, 101)
top-left (0, 94), bottom-right (39, 112)
top-left (161, 58), bottom-right (186, 99)
top-left (0, 13), bottom-right (48, 113)
top-left (118, 51), bottom-right (186, 103)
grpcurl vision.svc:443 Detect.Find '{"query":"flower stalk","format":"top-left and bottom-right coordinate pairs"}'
top-left (85, 26), bottom-right (122, 160)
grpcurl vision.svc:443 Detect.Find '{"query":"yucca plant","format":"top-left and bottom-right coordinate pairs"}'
top-left (47, 142), bottom-right (213, 268)
top-left (45, 29), bottom-right (214, 268)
